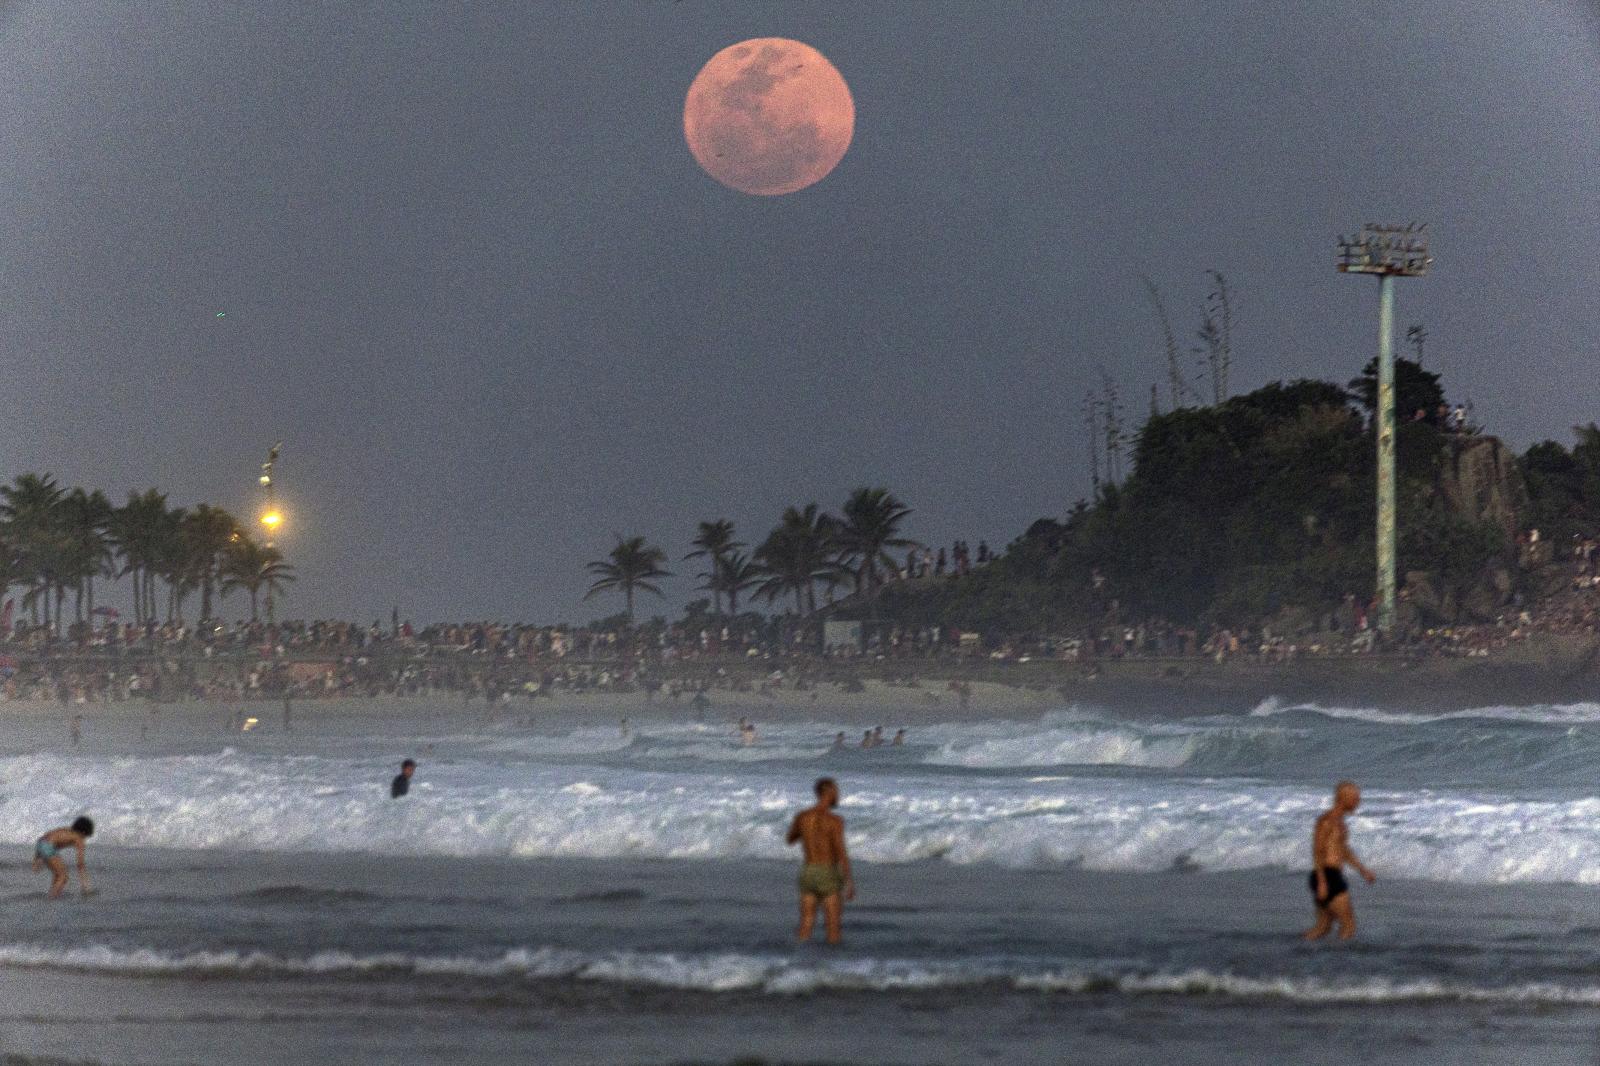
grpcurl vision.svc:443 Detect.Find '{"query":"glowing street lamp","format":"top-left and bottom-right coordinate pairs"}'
top-left (257, 442), bottom-right (284, 623)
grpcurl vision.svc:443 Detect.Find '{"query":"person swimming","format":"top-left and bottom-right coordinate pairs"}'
top-left (391, 759), bottom-right (416, 798)
top-left (33, 817), bottom-right (94, 899)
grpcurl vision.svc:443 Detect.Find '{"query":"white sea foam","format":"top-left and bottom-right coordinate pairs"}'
top-left (921, 720), bottom-right (1201, 769)
top-left (1249, 697), bottom-right (1600, 726)
top-left (2, 746), bottom-right (1597, 883)
top-left (2, 942), bottom-right (1596, 1005)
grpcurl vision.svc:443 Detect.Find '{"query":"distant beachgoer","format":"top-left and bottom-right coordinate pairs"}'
top-left (741, 721), bottom-right (757, 747)
top-left (872, 726), bottom-right (885, 747)
top-left (1303, 781), bottom-right (1376, 941)
top-left (33, 817), bottom-right (95, 899)
top-left (620, 717), bottom-right (631, 739)
top-left (860, 729), bottom-right (874, 749)
top-left (391, 759), bottom-right (416, 798)
top-left (786, 777), bottom-right (855, 944)
top-left (892, 729), bottom-right (906, 746)
top-left (831, 731), bottom-right (846, 751)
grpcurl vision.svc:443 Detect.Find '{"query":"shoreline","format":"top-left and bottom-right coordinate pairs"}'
top-left (2, 642), bottom-right (1597, 719)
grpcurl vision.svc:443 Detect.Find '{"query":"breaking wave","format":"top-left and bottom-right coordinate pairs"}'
top-left (1, 744), bottom-right (1597, 883)
top-left (2, 941), bottom-right (1597, 1005)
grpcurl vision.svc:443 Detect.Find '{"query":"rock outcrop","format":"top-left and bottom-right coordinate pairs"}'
top-left (1437, 435), bottom-right (1527, 538)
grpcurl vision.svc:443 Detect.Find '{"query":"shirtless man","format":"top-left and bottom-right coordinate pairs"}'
top-left (1303, 781), bottom-right (1376, 941)
top-left (33, 817), bottom-right (94, 899)
top-left (786, 777), bottom-right (855, 944)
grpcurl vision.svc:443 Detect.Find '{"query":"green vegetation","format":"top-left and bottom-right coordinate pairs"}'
top-left (610, 367), bottom-right (1600, 641)
top-left (585, 536), bottom-right (672, 622)
top-left (0, 475), bottom-right (291, 630)
top-left (1519, 424), bottom-right (1600, 542)
top-left (873, 367), bottom-right (1545, 637)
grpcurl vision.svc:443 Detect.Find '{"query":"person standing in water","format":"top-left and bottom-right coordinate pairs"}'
top-left (391, 759), bottom-right (416, 798)
top-left (786, 777), bottom-right (855, 944)
top-left (1303, 780), bottom-right (1376, 941)
top-left (33, 817), bottom-right (94, 898)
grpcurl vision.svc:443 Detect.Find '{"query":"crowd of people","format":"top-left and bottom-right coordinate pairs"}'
top-left (0, 523), bottom-right (1597, 702)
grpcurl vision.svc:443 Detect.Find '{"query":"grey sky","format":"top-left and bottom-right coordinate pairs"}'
top-left (2, 1), bottom-right (1597, 622)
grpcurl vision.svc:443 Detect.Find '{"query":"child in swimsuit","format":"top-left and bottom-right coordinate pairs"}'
top-left (33, 817), bottom-right (95, 898)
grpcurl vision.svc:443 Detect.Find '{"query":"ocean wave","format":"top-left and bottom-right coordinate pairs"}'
top-left (1248, 697), bottom-right (1600, 727)
top-left (1, 750), bottom-right (1597, 883)
top-left (917, 710), bottom-right (1600, 791)
top-left (921, 719), bottom-right (1202, 769)
top-left (2, 942), bottom-right (1596, 1005)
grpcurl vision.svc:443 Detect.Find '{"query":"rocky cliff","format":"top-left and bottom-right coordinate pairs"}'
top-left (1435, 435), bottom-right (1528, 538)
top-left (1401, 434), bottom-right (1528, 624)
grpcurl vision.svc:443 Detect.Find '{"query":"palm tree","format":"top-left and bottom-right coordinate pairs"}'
top-left (0, 533), bottom-right (23, 630)
top-left (753, 505), bottom-right (835, 615)
top-left (833, 488), bottom-right (915, 600)
top-left (183, 504), bottom-right (240, 621)
top-left (59, 488), bottom-right (114, 625)
top-left (586, 535), bottom-right (671, 622)
top-left (0, 474), bottom-right (66, 630)
top-left (151, 504), bottom-right (191, 624)
top-left (716, 550), bottom-right (764, 616)
top-left (684, 520), bottom-right (740, 615)
top-left (221, 539), bottom-right (295, 622)
top-left (110, 489), bottom-right (173, 626)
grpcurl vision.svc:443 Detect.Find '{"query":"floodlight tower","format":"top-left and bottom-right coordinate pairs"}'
top-left (258, 442), bottom-right (283, 623)
top-left (1337, 224), bottom-right (1432, 633)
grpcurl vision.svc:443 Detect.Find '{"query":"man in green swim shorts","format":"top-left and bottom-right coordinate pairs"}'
top-left (786, 777), bottom-right (855, 944)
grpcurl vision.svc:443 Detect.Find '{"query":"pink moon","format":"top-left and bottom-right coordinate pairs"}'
top-left (683, 38), bottom-right (855, 197)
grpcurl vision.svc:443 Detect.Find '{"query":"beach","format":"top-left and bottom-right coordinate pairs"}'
top-left (0, 691), bottom-right (1597, 1064)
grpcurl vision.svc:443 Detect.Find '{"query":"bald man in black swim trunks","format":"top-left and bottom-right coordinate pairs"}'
top-left (1303, 780), bottom-right (1376, 941)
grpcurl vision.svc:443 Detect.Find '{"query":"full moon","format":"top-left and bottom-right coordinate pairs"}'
top-left (683, 38), bottom-right (855, 197)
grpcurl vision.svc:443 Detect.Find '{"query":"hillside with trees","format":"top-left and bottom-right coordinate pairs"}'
top-left (866, 363), bottom-right (1595, 641)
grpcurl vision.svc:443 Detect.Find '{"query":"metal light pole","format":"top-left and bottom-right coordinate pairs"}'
top-left (1337, 224), bottom-right (1431, 633)
top-left (258, 442), bottom-right (283, 624)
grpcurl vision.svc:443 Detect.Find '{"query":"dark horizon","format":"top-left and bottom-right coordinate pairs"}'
top-left (3, 2), bottom-right (1598, 623)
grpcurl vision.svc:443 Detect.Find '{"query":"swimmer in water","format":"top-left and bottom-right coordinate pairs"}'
top-left (32, 817), bottom-right (94, 899)
top-left (391, 758), bottom-right (416, 798)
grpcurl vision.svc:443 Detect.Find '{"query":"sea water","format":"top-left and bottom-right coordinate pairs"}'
top-left (0, 696), bottom-right (1596, 1064)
